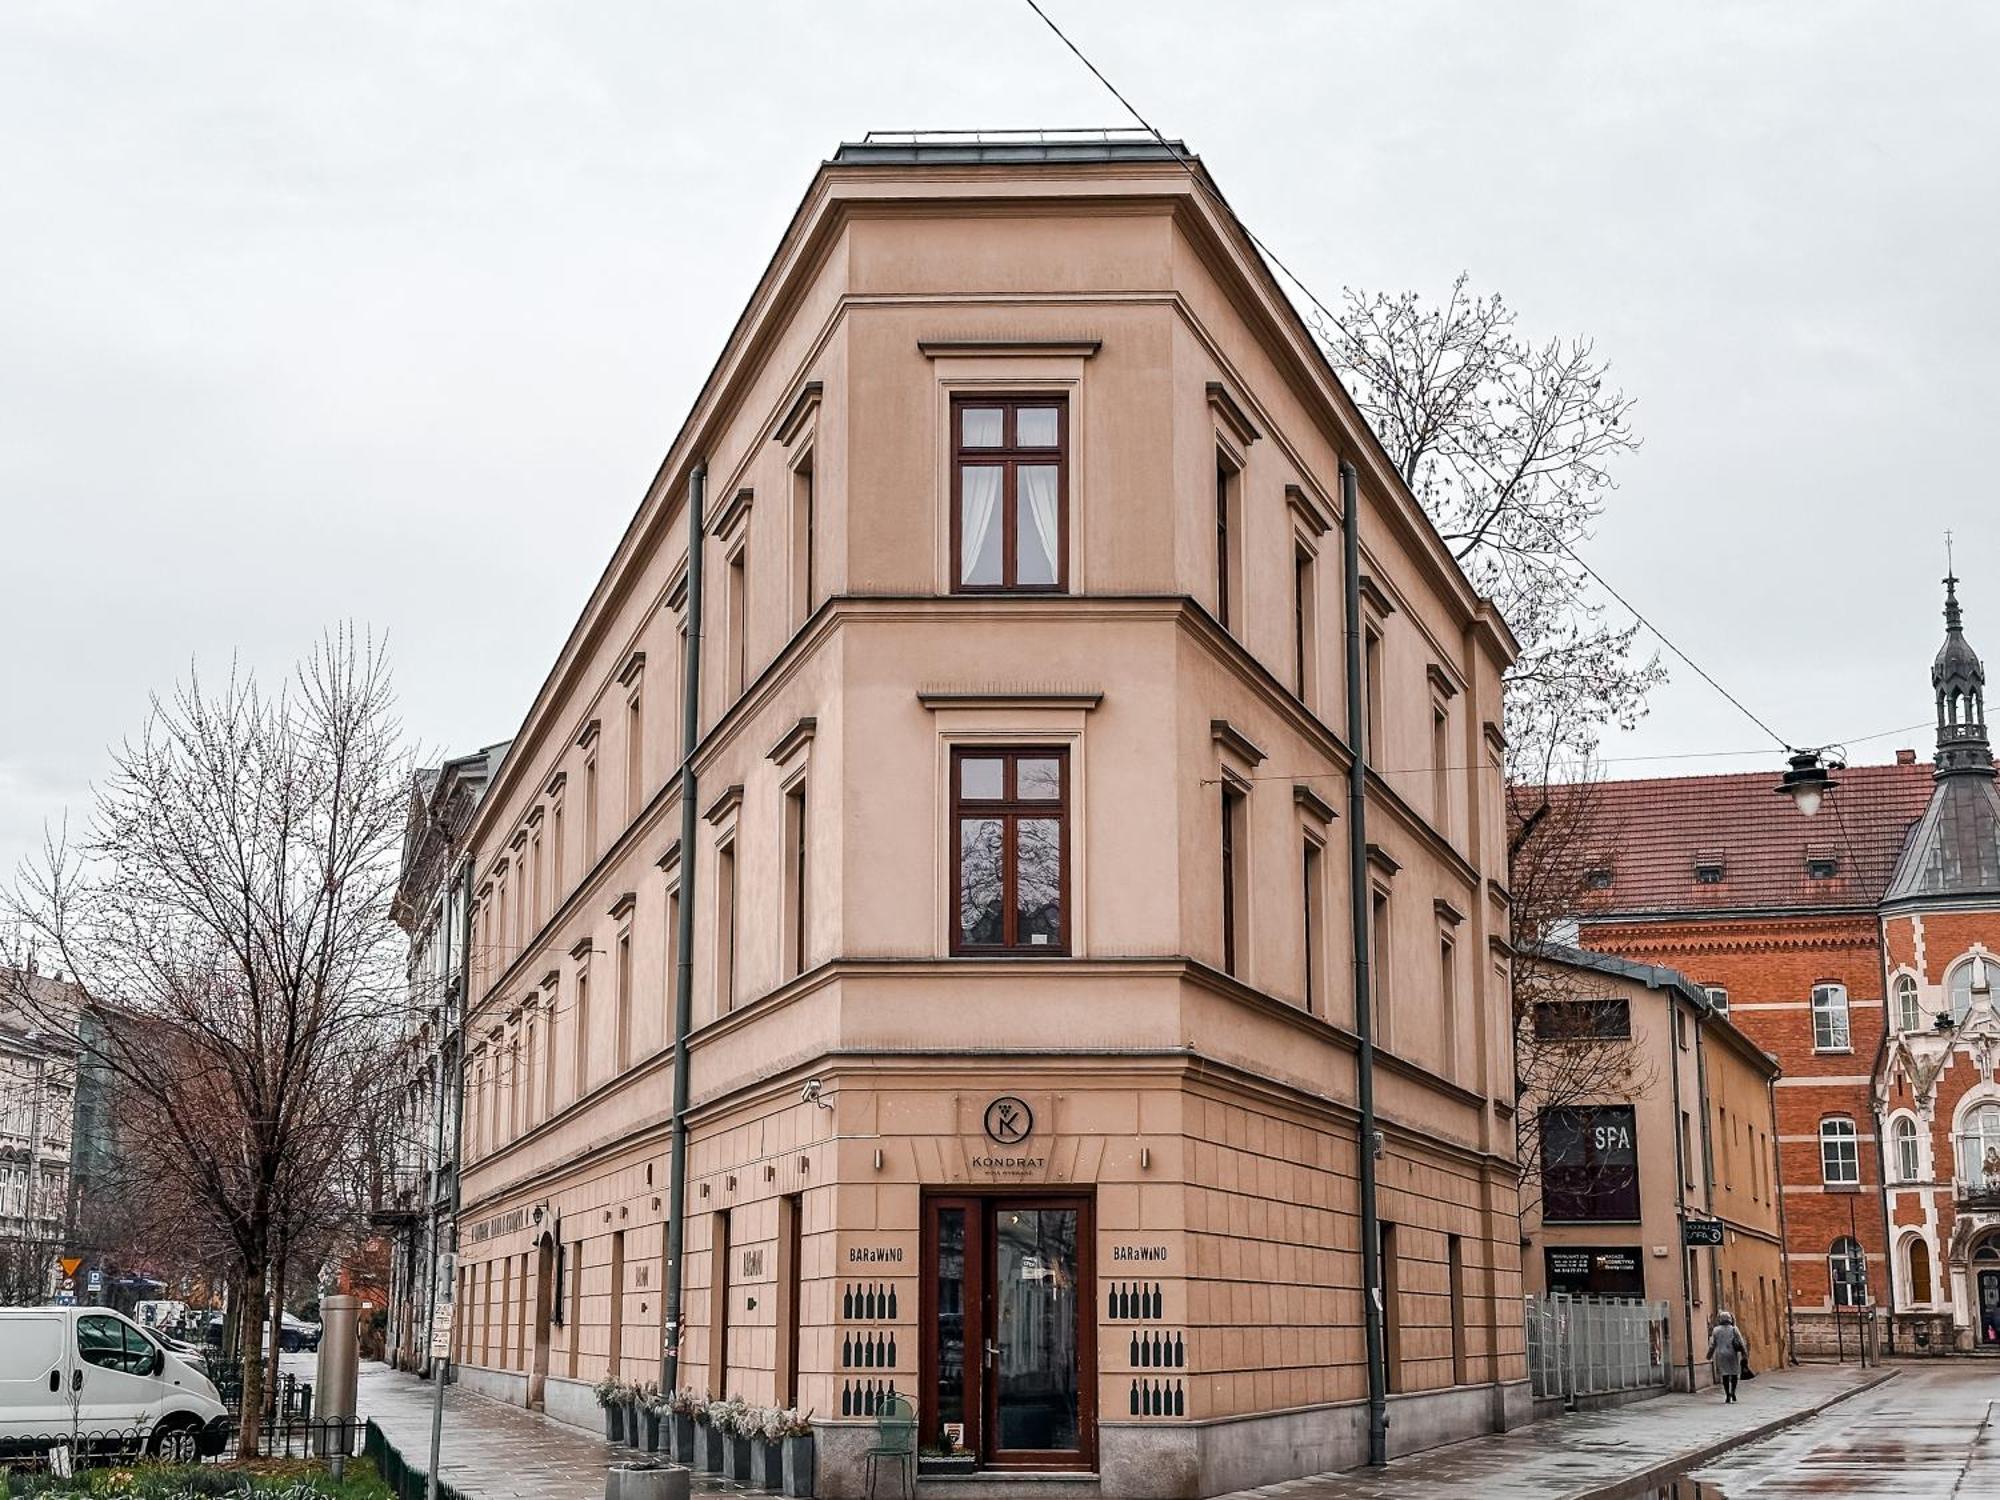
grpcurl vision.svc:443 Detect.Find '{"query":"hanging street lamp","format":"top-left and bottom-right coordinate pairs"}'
top-left (1775, 748), bottom-right (1841, 818)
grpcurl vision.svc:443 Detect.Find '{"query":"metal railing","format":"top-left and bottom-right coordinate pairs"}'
top-left (0, 1414), bottom-right (363, 1473)
top-left (1525, 1294), bottom-right (1671, 1404)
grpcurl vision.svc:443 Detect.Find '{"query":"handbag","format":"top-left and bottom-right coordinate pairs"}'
top-left (1740, 1337), bottom-right (1756, 1379)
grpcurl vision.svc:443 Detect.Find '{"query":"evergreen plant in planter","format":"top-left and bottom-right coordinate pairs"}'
top-left (667, 1388), bottom-right (703, 1463)
top-left (635, 1382), bottom-right (665, 1451)
top-left (716, 1400), bottom-right (756, 1483)
top-left (693, 1400), bottom-right (728, 1473)
top-left (593, 1377), bottom-right (628, 1444)
top-left (755, 1407), bottom-right (787, 1490)
top-left (778, 1408), bottom-right (816, 1498)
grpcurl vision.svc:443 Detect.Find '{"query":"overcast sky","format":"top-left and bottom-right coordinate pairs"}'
top-left (6, 1), bottom-right (1998, 879)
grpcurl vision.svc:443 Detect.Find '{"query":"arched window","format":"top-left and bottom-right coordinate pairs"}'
top-left (1895, 973), bottom-right (1922, 1033)
top-left (1894, 1116), bottom-right (1921, 1183)
top-left (1820, 1116), bottom-right (1860, 1185)
top-left (1907, 1237), bottom-right (1934, 1304)
top-left (1811, 983), bottom-right (1851, 1051)
top-left (1964, 1103), bottom-right (2000, 1192)
top-left (1948, 957), bottom-right (1991, 1022)
top-left (1829, 1236), bottom-right (1868, 1307)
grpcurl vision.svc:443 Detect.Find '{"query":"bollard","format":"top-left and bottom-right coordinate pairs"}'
top-left (316, 1294), bottom-right (361, 1479)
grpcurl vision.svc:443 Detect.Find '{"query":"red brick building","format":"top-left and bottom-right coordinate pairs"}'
top-left (1874, 575), bottom-right (2000, 1351)
top-left (1578, 575), bottom-right (2000, 1354)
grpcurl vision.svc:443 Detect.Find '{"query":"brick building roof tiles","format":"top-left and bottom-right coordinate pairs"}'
top-left (1577, 760), bottom-right (1935, 917)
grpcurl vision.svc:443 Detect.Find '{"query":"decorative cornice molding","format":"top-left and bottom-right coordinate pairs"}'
top-left (576, 720), bottom-right (600, 750)
top-left (772, 379), bottom-right (824, 445)
top-left (608, 890), bottom-right (637, 921)
top-left (766, 715), bottom-right (818, 764)
top-left (1366, 843), bottom-right (1403, 877)
top-left (703, 784), bottom-right (745, 827)
top-left (1357, 574), bottom-right (1398, 618)
top-left (1294, 784), bottom-right (1338, 825)
top-left (1210, 718), bottom-right (1268, 768)
top-left (569, 937), bottom-right (594, 963)
top-left (545, 770), bottom-right (568, 797)
top-left (1285, 482), bottom-right (1331, 537)
top-left (539, 969), bottom-right (561, 991)
top-left (710, 487), bottom-right (754, 541)
top-left (919, 338), bottom-right (1101, 361)
top-left (656, 839), bottom-right (682, 874)
top-left (1434, 897), bottom-right (1467, 927)
top-left (617, 651), bottom-right (646, 689)
top-left (1426, 663), bottom-right (1461, 701)
top-left (1205, 380), bottom-right (1261, 446)
top-left (918, 688), bottom-right (1103, 712)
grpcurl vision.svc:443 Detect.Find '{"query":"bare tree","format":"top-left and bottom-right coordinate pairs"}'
top-left (5, 630), bottom-right (409, 1454)
top-left (1317, 274), bottom-right (1665, 799)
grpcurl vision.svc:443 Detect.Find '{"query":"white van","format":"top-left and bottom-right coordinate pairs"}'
top-left (0, 1305), bottom-right (230, 1463)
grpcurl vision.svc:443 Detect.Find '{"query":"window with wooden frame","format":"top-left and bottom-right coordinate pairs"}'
top-left (782, 775), bottom-right (809, 980)
top-left (1363, 625), bottom-right (1384, 758)
top-left (952, 396), bottom-right (1067, 592)
top-left (791, 447), bottom-right (816, 626)
top-left (1370, 885), bottom-right (1392, 1047)
top-left (726, 544), bottom-right (749, 697)
top-left (1292, 543), bottom-right (1317, 703)
top-left (952, 747), bottom-right (1069, 954)
top-left (1215, 450), bottom-right (1242, 630)
top-left (716, 835), bottom-right (739, 1009)
top-left (1438, 931), bottom-right (1459, 1078)
top-left (1301, 833), bottom-right (1325, 1013)
top-left (572, 967), bottom-right (590, 1099)
top-left (615, 929), bottom-right (634, 1072)
top-left (1220, 780), bottom-right (1248, 976)
top-left (542, 976), bottom-right (560, 1118)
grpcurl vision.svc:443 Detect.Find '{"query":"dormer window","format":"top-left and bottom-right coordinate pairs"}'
top-left (1805, 853), bottom-right (1839, 880)
top-left (1694, 854), bottom-right (1725, 885)
top-left (1583, 866), bottom-right (1613, 891)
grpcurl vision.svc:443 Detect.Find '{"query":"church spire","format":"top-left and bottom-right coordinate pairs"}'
top-left (1934, 561), bottom-right (1993, 778)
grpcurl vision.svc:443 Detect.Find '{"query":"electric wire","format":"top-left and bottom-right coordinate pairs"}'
top-left (1018, 0), bottom-right (1810, 759)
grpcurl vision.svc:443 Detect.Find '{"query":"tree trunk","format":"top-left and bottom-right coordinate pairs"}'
top-left (266, 1242), bottom-right (287, 1429)
top-left (238, 1259), bottom-right (267, 1457)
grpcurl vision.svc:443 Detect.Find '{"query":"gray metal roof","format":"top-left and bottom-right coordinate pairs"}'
top-left (833, 129), bottom-right (1192, 168)
top-left (1881, 771), bottom-right (2000, 906)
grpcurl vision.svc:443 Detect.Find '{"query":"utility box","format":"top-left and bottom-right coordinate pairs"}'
top-left (316, 1294), bottom-right (360, 1457)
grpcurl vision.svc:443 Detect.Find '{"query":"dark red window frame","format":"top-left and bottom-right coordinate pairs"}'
top-left (950, 396), bottom-right (1069, 593)
top-left (951, 747), bottom-right (1070, 956)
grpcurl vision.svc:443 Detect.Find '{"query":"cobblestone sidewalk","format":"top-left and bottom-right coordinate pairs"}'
top-left (1228, 1364), bottom-right (1892, 1500)
top-left (357, 1364), bottom-right (747, 1500)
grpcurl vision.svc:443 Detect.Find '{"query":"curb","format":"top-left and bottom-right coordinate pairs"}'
top-left (1564, 1368), bottom-right (1900, 1500)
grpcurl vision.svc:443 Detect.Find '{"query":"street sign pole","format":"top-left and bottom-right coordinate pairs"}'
top-left (427, 858), bottom-right (474, 1500)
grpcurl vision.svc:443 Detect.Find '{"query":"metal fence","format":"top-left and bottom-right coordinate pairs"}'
top-left (1525, 1293), bottom-right (1672, 1403)
top-left (0, 1415), bottom-right (363, 1474)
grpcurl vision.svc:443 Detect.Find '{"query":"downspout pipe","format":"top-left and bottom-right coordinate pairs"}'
top-left (426, 855), bottom-right (474, 1500)
top-left (1669, 994), bottom-right (1697, 1393)
top-left (1770, 1071), bottom-right (1798, 1364)
top-left (1342, 461), bottom-right (1389, 1466)
top-left (662, 461), bottom-right (707, 1394)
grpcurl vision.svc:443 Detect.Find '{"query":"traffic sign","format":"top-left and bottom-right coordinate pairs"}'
top-left (86, 1270), bottom-right (102, 1293)
top-left (428, 1308), bottom-right (454, 1360)
top-left (58, 1257), bottom-right (83, 1278)
top-left (1682, 1219), bottom-right (1725, 1247)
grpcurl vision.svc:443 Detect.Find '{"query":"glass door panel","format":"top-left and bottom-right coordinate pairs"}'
top-left (989, 1206), bottom-right (1081, 1456)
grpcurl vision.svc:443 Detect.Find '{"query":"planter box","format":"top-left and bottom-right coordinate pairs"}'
top-left (639, 1410), bottom-right (663, 1452)
top-left (670, 1414), bottom-right (695, 1463)
top-left (758, 1440), bottom-right (785, 1491)
top-left (606, 1461), bottom-right (691, 1500)
top-left (782, 1434), bottom-right (815, 1498)
top-left (693, 1424), bottom-right (724, 1473)
top-left (603, 1405), bottom-right (626, 1444)
top-left (725, 1434), bottom-right (755, 1482)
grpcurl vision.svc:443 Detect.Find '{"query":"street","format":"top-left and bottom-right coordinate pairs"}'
top-left (1674, 1363), bottom-right (2000, 1499)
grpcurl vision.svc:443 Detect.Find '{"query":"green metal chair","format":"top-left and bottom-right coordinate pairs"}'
top-left (863, 1392), bottom-right (918, 1500)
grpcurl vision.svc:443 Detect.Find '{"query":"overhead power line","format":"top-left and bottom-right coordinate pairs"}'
top-left (1018, 0), bottom-right (1815, 759)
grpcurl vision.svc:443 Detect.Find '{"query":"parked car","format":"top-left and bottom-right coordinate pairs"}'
top-left (273, 1314), bottom-right (321, 1353)
top-left (140, 1325), bottom-right (211, 1377)
top-left (0, 1305), bottom-right (229, 1463)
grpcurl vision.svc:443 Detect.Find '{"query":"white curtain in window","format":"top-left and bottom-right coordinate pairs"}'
top-left (1018, 463), bottom-right (1060, 584)
top-left (960, 466), bottom-right (1003, 584)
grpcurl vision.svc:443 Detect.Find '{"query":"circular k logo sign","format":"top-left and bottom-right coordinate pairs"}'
top-left (983, 1096), bottom-right (1034, 1145)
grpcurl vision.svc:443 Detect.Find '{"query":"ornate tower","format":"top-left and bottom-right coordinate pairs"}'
top-left (1934, 572), bottom-right (1993, 778)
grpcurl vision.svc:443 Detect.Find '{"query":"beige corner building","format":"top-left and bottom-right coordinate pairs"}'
top-left (1520, 947), bottom-right (1787, 1391)
top-left (446, 132), bottom-right (1526, 1497)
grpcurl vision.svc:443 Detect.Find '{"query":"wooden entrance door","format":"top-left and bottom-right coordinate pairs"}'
top-left (921, 1194), bottom-right (1094, 1470)
top-left (529, 1235), bottom-right (554, 1410)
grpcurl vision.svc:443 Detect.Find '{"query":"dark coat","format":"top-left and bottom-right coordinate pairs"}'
top-left (1707, 1322), bottom-right (1746, 1378)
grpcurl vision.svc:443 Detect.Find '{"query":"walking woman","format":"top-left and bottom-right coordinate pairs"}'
top-left (1708, 1310), bottom-right (1748, 1402)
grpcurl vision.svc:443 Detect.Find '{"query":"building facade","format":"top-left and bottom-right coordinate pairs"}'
top-left (1874, 576), bottom-right (2000, 1352)
top-left (443, 132), bottom-right (1529, 1496)
top-left (0, 968), bottom-right (81, 1306)
top-left (1520, 947), bottom-right (1785, 1389)
top-left (380, 742), bottom-right (509, 1371)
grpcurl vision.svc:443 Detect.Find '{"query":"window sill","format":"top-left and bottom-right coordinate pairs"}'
top-left (1823, 1182), bottom-right (1864, 1193)
top-left (1811, 1048), bottom-right (1855, 1056)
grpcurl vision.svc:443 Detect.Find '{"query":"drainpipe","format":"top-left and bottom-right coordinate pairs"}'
top-left (1668, 992), bottom-right (1697, 1393)
top-left (662, 461), bottom-right (707, 1395)
top-left (427, 855), bottom-right (475, 1500)
top-left (1341, 461), bottom-right (1389, 1466)
top-left (1694, 1011), bottom-right (1721, 1320)
top-left (1770, 1072), bottom-right (1797, 1364)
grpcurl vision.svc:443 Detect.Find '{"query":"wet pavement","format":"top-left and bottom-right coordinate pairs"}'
top-left (1667, 1361), bottom-right (2000, 1499)
top-left (356, 1362), bottom-right (748, 1500)
top-left (1229, 1365), bottom-right (1890, 1500)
